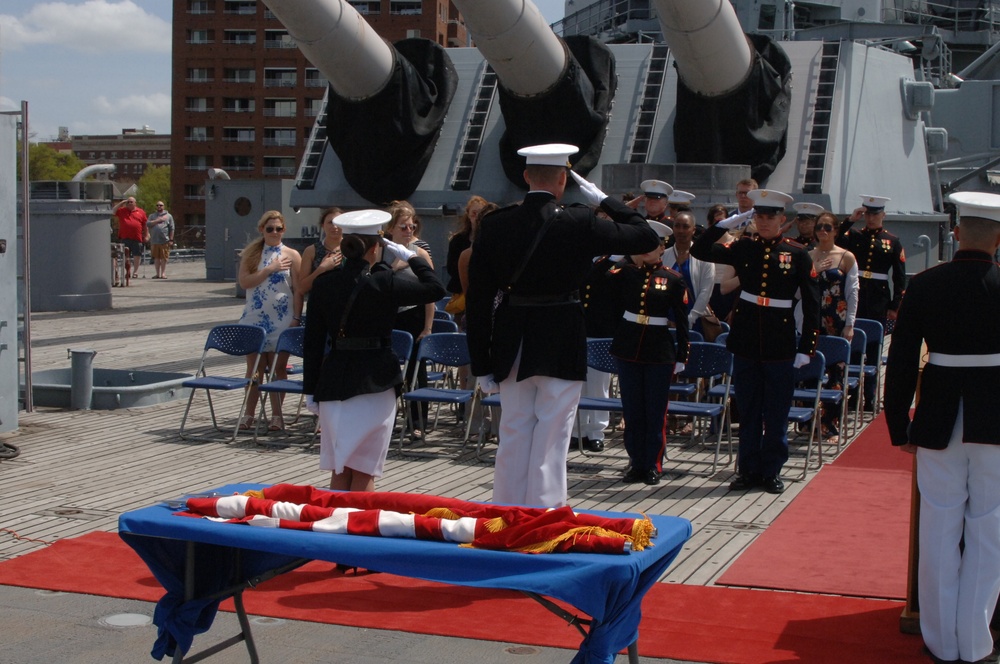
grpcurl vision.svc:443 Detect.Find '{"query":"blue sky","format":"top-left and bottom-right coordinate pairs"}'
top-left (0, 0), bottom-right (566, 142)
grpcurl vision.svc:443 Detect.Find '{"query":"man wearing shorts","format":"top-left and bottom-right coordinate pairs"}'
top-left (112, 197), bottom-right (147, 278)
top-left (146, 201), bottom-right (174, 279)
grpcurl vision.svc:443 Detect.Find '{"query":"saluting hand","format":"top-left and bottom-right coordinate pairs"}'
top-left (570, 171), bottom-right (607, 207)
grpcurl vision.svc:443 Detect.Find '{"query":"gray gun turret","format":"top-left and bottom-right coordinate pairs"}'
top-left (265, 0), bottom-right (457, 204)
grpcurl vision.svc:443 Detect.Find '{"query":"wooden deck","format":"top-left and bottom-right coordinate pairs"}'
top-left (1, 259), bottom-right (876, 587)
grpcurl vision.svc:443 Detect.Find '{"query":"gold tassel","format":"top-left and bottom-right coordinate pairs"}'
top-left (508, 526), bottom-right (628, 554)
top-left (630, 516), bottom-right (655, 552)
top-left (243, 489), bottom-right (265, 499)
top-left (483, 516), bottom-right (508, 533)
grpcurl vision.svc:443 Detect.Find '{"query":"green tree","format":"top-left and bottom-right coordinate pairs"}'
top-left (24, 143), bottom-right (87, 181)
top-left (135, 165), bottom-right (171, 212)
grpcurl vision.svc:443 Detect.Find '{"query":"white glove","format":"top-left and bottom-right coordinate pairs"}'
top-left (793, 353), bottom-right (811, 369)
top-left (382, 239), bottom-right (416, 264)
top-left (476, 375), bottom-right (500, 395)
top-left (304, 394), bottom-right (319, 415)
top-left (716, 209), bottom-right (754, 231)
top-left (674, 362), bottom-right (686, 375)
top-left (569, 170), bottom-right (607, 207)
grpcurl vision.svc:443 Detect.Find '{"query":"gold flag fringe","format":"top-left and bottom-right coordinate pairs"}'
top-left (421, 507), bottom-right (462, 521)
top-left (243, 489), bottom-right (265, 499)
top-left (631, 515), bottom-right (655, 551)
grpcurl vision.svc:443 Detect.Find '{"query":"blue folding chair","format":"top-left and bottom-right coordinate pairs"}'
top-left (573, 338), bottom-right (624, 456)
top-left (787, 350), bottom-right (827, 478)
top-left (391, 329), bottom-right (414, 379)
top-left (433, 309), bottom-right (454, 322)
top-left (811, 335), bottom-right (852, 453)
top-left (254, 327), bottom-right (318, 447)
top-left (397, 333), bottom-right (477, 454)
top-left (179, 324), bottom-right (266, 442)
top-left (667, 342), bottom-right (734, 474)
top-left (431, 318), bottom-right (459, 334)
top-left (851, 318), bottom-right (884, 415)
top-left (846, 328), bottom-right (868, 438)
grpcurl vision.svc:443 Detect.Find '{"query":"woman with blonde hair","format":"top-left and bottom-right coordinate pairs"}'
top-left (237, 210), bottom-right (302, 432)
top-left (445, 195), bottom-right (487, 322)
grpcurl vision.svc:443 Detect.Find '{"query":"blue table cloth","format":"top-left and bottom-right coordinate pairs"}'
top-left (119, 483), bottom-right (691, 664)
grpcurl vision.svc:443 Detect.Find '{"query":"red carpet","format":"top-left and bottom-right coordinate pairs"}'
top-left (717, 413), bottom-right (912, 600)
top-left (0, 530), bottom-right (926, 663)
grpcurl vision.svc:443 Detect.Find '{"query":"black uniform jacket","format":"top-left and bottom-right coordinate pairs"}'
top-left (884, 250), bottom-right (1000, 449)
top-left (466, 192), bottom-right (660, 382)
top-left (692, 225), bottom-right (821, 361)
top-left (583, 255), bottom-right (626, 338)
top-left (303, 256), bottom-right (445, 401)
top-left (608, 260), bottom-right (691, 364)
top-left (836, 219), bottom-right (906, 316)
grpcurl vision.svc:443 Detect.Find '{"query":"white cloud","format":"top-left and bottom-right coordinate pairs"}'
top-left (92, 91), bottom-right (170, 117)
top-left (0, 1), bottom-right (169, 54)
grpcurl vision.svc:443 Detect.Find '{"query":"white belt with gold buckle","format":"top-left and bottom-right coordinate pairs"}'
top-left (927, 352), bottom-right (1000, 367)
top-left (623, 311), bottom-right (669, 326)
top-left (860, 271), bottom-right (889, 281)
top-left (739, 291), bottom-right (793, 308)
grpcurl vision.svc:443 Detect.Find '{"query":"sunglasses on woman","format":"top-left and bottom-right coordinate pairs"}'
top-left (815, 224), bottom-right (835, 232)
top-left (265, 225), bottom-right (285, 233)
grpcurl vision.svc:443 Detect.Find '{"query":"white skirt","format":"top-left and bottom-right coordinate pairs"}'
top-left (318, 389), bottom-right (397, 477)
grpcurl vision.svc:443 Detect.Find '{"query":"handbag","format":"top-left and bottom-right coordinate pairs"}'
top-left (699, 305), bottom-right (724, 343)
top-left (444, 292), bottom-right (466, 315)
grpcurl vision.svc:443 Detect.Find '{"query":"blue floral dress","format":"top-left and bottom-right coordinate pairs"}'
top-left (239, 243), bottom-right (293, 352)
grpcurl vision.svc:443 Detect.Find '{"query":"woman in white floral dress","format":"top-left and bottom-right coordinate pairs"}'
top-left (237, 210), bottom-right (302, 432)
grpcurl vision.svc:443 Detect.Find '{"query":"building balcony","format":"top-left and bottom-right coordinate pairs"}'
top-left (263, 109), bottom-right (297, 117)
top-left (264, 79), bottom-right (298, 87)
top-left (264, 40), bottom-right (298, 49)
top-left (263, 138), bottom-right (296, 147)
top-left (185, 78), bottom-right (214, 83)
top-left (262, 167), bottom-right (296, 176)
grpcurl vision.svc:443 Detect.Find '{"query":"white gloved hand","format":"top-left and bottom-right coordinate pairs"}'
top-left (569, 170), bottom-right (607, 207)
top-left (716, 209), bottom-right (754, 231)
top-left (382, 239), bottom-right (417, 264)
top-left (304, 394), bottom-right (320, 415)
top-left (674, 362), bottom-right (686, 375)
top-left (476, 375), bottom-right (500, 395)
top-left (793, 353), bottom-right (811, 369)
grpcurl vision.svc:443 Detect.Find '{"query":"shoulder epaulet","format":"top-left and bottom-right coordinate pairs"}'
top-left (783, 238), bottom-right (806, 249)
top-left (880, 229), bottom-right (899, 238)
top-left (662, 266), bottom-right (683, 278)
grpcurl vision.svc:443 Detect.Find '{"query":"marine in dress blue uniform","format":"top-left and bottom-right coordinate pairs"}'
top-left (884, 191), bottom-right (1000, 664)
top-left (691, 189), bottom-right (822, 494)
top-left (465, 144), bottom-right (660, 508)
top-left (837, 195), bottom-right (907, 408)
top-left (608, 220), bottom-right (690, 485)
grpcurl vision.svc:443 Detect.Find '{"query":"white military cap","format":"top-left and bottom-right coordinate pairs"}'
top-left (647, 219), bottom-right (673, 238)
top-left (640, 180), bottom-right (674, 199)
top-left (517, 143), bottom-right (578, 167)
top-left (948, 191), bottom-right (1000, 223)
top-left (748, 189), bottom-right (793, 213)
top-left (668, 190), bottom-right (696, 206)
top-left (335, 209), bottom-right (391, 235)
top-left (860, 195), bottom-right (891, 210)
top-left (793, 202), bottom-right (824, 218)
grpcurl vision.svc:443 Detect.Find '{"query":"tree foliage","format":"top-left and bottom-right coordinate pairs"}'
top-left (135, 165), bottom-right (171, 212)
top-left (24, 143), bottom-right (87, 181)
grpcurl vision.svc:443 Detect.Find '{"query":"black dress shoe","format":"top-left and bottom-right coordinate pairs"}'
top-left (969, 647), bottom-right (1000, 664)
top-left (729, 474), bottom-right (758, 491)
top-left (643, 469), bottom-right (660, 485)
top-left (761, 476), bottom-right (785, 494)
top-left (622, 467), bottom-right (644, 484)
top-left (583, 438), bottom-right (604, 452)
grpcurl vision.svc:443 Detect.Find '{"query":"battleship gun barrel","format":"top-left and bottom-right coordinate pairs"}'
top-left (451, 0), bottom-right (616, 183)
top-left (653, 0), bottom-right (753, 96)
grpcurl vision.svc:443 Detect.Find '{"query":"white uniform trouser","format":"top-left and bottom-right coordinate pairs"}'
top-left (579, 367), bottom-right (611, 441)
top-left (918, 401), bottom-right (1000, 663)
top-left (492, 351), bottom-right (582, 508)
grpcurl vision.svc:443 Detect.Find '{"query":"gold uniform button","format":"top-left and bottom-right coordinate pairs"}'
top-left (761, 282), bottom-right (767, 288)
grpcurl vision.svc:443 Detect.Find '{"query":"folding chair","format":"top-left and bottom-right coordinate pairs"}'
top-left (397, 333), bottom-right (477, 455)
top-left (813, 335), bottom-right (851, 454)
top-left (846, 328), bottom-right (868, 438)
top-left (433, 309), bottom-right (454, 321)
top-left (787, 350), bottom-right (827, 479)
top-left (665, 342), bottom-right (733, 474)
top-left (431, 318), bottom-right (459, 334)
top-left (254, 327), bottom-right (318, 447)
top-left (573, 338), bottom-right (624, 456)
top-left (851, 318), bottom-right (885, 415)
top-left (391, 329), bottom-right (414, 379)
top-left (179, 324), bottom-right (266, 442)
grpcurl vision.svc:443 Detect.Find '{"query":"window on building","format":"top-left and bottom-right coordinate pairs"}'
top-left (224, 30), bottom-right (256, 45)
top-left (223, 0), bottom-right (256, 14)
top-left (305, 97), bottom-right (324, 117)
top-left (222, 155), bottom-right (255, 171)
top-left (264, 68), bottom-right (297, 87)
top-left (186, 97), bottom-right (212, 112)
top-left (349, 1), bottom-right (380, 15)
top-left (187, 29), bottom-right (212, 44)
top-left (187, 127), bottom-right (213, 141)
top-left (223, 127), bottom-right (255, 142)
top-left (222, 97), bottom-right (255, 113)
top-left (264, 128), bottom-right (296, 146)
top-left (304, 69), bottom-right (327, 88)
top-left (186, 155), bottom-right (210, 170)
top-left (184, 183), bottom-right (206, 200)
top-left (264, 99), bottom-right (297, 117)
top-left (188, 1), bottom-right (212, 14)
top-left (186, 67), bottom-right (213, 82)
top-left (262, 156), bottom-right (297, 176)
top-left (264, 30), bottom-right (296, 48)
top-left (390, 1), bottom-right (422, 16)
top-left (223, 68), bottom-right (255, 83)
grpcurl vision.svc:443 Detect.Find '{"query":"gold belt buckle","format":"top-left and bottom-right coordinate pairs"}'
top-left (756, 296), bottom-right (770, 307)
top-left (862, 270), bottom-right (873, 279)
top-left (635, 314), bottom-right (650, 325)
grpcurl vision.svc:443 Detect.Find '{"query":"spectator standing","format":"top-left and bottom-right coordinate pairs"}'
top-left (884, 191), bottom-right (1000, 664)
top-left (112, 197), bottom-right (147, 279)
top-left (146, 201), bottom-right (174, 279)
